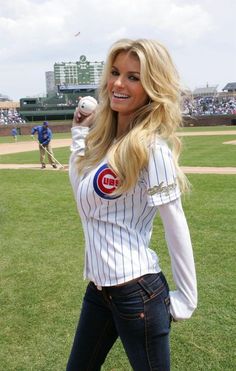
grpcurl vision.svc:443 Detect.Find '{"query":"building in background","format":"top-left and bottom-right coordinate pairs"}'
top-left (22, 55), bottom-right (104, 122)
top-left (45, 71), bottom-right (56, 97)
top-left (0, 93), bottom-right (11, 102)
top-left (54, 55), bottom-right (104, 88)
top-left (0, 93), bottom-right (20, 109)
top-left (222, 82), bottom-right (236, 93)
top-left (192, 84), bottom-right (218, 98)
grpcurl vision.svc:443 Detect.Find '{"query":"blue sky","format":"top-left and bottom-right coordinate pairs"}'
top-left (1, 0), bottom-right (235, 100)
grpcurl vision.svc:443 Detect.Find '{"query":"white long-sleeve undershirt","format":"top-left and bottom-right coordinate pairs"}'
top-left (158, 199), bottom-right (197, 320)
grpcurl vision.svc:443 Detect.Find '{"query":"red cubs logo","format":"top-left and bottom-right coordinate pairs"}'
top-left (93, 164), bottom-right (120, 199)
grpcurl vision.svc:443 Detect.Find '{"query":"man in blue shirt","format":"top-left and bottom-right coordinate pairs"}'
top-left (11, 127), bottom-right (18, 142)
top-left (31, 121), bottom-right (57, 169)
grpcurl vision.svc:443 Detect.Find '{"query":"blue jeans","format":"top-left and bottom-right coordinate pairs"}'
top-left (66, 272), bottom-right (171, 371)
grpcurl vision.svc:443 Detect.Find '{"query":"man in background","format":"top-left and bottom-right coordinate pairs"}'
top-left (31, 121), bottom-right (57, 169)
top-left (11, 127), bottom-right (18, 142)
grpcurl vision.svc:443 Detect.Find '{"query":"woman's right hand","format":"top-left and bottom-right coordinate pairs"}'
top-left (72, 96), bottom-right (97, 128)
top-left (72, 107), bottom-right (95, 128)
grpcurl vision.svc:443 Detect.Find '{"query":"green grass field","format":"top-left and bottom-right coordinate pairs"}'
top-left (0, 132), bottom-right (72, 144)
top-left (180, 135), bottom-right (236, 167)
top-left (0, 131), bottom-right (235, 167)
top-left (0, 126), bottom-right (236, 167)
top-left (0, 147), bottom-right (71, 165)
top-left (0, 129), bottom-right (236, 370)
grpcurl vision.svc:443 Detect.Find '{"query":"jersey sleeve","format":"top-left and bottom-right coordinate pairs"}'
top-left (69, 126), bottom-right (89, 198)
top-left (70, 126), bottom-right (89, 156)
top-left (143, 141), bottom-right (181, 206)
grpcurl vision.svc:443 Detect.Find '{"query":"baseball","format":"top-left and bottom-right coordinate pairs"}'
top-left (78, 96), bottom-right (98, 116)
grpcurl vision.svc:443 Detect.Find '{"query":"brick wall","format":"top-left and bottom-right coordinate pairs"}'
top-left (183, 114), bottom-right (236, 127)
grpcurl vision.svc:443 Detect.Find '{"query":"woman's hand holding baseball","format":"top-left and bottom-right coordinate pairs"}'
top-left (72, 108), bottom-right (95, 128)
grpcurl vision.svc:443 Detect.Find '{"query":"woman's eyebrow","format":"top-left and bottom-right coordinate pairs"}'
top-left (111, 65), bottom-right (140, 74)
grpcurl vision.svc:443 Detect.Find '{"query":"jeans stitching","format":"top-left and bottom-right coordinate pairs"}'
top-left (140, 282), bottom-right (166, 303)
top-left (144, 298), bottom-right (170, 371)
top-left (110, 293), bottom-right (144, 320)
top-left (86, 318), bottom-right (114, 370)
top-left (144, 302), bottom-right (154, 371)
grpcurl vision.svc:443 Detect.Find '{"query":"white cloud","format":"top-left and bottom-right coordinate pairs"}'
top-left (0, 0), bottom-right (235, 99)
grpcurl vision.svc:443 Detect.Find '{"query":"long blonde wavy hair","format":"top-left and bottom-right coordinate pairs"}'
top-left (77, 38), bottom-right (189, 194)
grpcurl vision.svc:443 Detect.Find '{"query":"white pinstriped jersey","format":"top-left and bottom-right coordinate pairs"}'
top-left (69, 127), bottom-right (181, 287)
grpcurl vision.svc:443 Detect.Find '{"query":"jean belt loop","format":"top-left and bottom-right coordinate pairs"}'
top-left (138, 276), bottom-right (155, 297)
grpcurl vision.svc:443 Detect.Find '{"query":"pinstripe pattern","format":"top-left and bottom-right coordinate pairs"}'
top-left (70, 131), bottom-right (181, 286)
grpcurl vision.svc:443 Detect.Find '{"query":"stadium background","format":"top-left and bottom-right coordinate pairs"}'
top-left (0, 54), bottom-right (236, 136)
top-left (0, 54), bottom-right (236, 135)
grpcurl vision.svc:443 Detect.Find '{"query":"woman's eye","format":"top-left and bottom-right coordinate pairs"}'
top-left (111, 70), bottom-right (119, 76)
top-left (129, 75), bottom-right (139, 81)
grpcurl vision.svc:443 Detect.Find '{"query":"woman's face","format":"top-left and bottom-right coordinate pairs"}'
top-left (107, 51), bottom-right (148, 118)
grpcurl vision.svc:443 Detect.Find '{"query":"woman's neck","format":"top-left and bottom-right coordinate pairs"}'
top-left (116, 114), bottom-right (132, 139)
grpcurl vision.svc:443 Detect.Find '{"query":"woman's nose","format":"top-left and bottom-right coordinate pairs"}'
top-left (114, 76), bottom-right (125, 87)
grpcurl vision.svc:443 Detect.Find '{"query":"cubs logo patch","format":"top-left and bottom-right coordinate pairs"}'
top-left (93, 164), bottom-right (120, 199)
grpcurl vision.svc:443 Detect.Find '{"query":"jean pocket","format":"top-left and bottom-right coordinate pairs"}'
top-left (111, 291), bottom-right (145, 320)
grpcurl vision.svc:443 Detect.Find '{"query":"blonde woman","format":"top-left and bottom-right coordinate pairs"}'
top-left (67, 39), bottom-right (197, 371)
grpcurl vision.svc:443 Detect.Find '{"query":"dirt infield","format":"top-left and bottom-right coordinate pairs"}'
top-left (0, 131), bottom-right (235, 174)
top-left (179, 130), bottom-right (236, 136)
top-left (181, 166), bottom-right (236, 174)
top-left (0, 163), bottom-right (69, 171)
top-left (0, 138), bottom-right (72, 155)
top-left (0, 163), bottom-right (235, 174)
top-left (223, 140), bottom-right (236, 145)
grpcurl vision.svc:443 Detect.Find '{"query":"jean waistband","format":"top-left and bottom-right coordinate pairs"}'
top-left (97, 272), bottom-right (165, 297)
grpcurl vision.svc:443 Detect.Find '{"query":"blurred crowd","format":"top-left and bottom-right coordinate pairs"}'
top-left (0, 109), bottom-right (26, 125)
top-left (183, 96), bottom-right (236, 116)
top-left (0, 96), bottom-right (236, 126)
